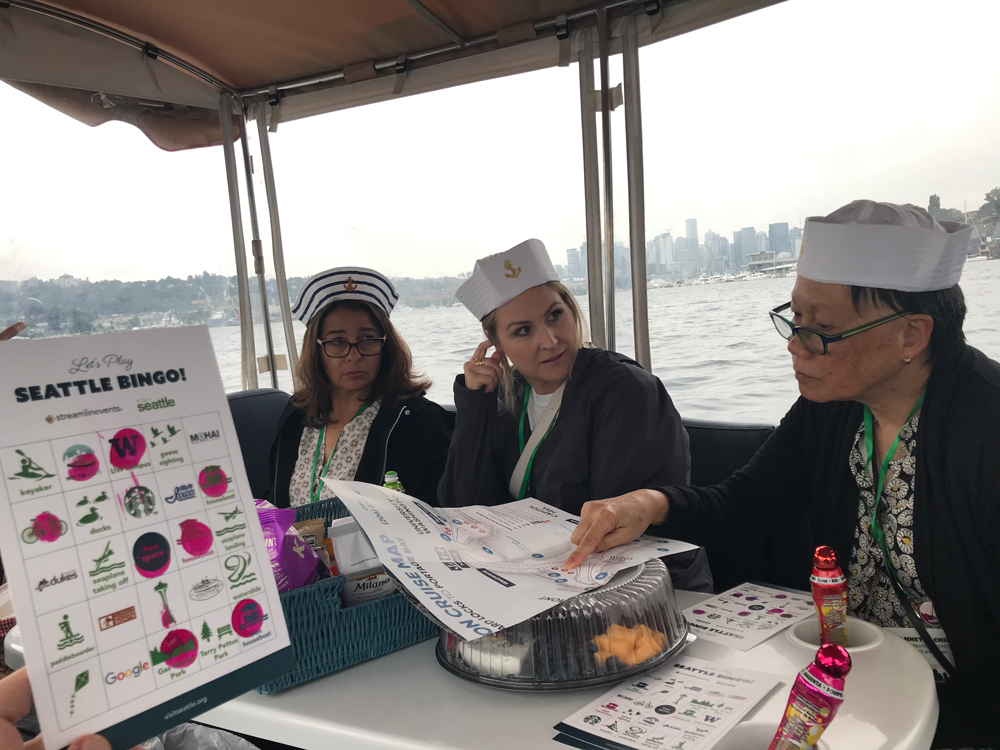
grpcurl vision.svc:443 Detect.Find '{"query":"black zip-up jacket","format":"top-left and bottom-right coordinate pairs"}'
top-left (654, 345), bottom-right (1000, 748)
top-left (438, 347), bottom-right (690, 512)
top-left (266, 394), bottom-right (453, 507)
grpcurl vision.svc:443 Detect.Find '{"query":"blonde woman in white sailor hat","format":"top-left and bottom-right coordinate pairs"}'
top-left (265, 267), bottom-right (453, 507)
top-left (438, 240), bottom-right (703, 585)
top-left (567, 201), bottom-right (999, 749)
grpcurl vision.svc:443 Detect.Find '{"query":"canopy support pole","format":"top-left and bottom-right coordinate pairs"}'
top-left (254, 104), bottom-right (299, 388)
top-left (577, 29), bottom-right (606, 349)
top-left (623, 15), bottom-right (651, 371)
top-left (238, 110), bottom-right (278, 388)
top-left (218, 95), bottom-right (258, 390)
top-left (596, 7), bottom-right (616, 352)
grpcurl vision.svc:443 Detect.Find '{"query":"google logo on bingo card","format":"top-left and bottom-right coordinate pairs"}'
top-left (105, 661), bottom-right (150, 684)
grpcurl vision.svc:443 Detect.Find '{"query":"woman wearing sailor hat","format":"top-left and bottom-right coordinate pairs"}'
top-left (567, 201), bottom-right (999, 748)
top-left (438, 240), bottom-right (701, 581)
top-left (266, 267), bottom-right (453, 507)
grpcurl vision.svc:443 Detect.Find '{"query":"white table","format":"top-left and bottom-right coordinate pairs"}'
top-left (197, 591), bottom-right (937, 750)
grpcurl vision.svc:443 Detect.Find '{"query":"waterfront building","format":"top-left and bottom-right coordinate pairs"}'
top-left (566, 248), bottom-right (583, 278)
top-left (768, 223), bottom-right (790, 256)
top-left (756, 231), bottom-right (769, 255)
top-left (686, 218), bottom-right (699, 245)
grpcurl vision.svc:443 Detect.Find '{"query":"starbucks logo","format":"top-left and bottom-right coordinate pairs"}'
top-left (123, 485), bottom-right (156, 518)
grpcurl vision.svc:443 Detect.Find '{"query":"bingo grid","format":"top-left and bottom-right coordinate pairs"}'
top-left (1, 412), bottom-right (275, 731)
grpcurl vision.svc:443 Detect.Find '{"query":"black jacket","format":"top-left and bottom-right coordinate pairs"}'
top-left (654, 345), bottom-right (1000, 748)
top-left (438, 347), bottom-right (690, 512)
top-left (267, 394), bottom-right (454, 507)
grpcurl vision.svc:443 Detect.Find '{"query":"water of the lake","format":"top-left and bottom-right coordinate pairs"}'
top-left (211, 261), bottom-right (1000, 425)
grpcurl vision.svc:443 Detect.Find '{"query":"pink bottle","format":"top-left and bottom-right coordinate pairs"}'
top-left (768, 644), bottom-right (852, 749)
top-left (810, 546), bottom-right (849, 647)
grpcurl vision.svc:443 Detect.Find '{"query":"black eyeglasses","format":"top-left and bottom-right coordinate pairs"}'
top-left (317, 337), bottom-right (386, 358)
top-left (769, 302), bottom-right (910, 355)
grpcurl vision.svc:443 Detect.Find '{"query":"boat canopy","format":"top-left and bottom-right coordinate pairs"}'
top-left (2, 0), bottom-right (781, 150)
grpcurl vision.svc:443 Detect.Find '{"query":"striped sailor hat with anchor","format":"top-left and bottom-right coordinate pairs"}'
top-left (292, 266), bottom-right (399, 324)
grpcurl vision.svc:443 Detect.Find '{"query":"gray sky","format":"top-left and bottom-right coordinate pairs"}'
top-left (2, 0), bottom-right (998, 282)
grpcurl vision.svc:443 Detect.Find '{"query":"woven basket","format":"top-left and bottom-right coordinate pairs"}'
top-left (254, 496), bottom-right (439, 694)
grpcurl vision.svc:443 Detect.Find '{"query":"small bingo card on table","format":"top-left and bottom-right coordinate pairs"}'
top-left (0, 327), bottom-right (291, 750)
top-left (681, 582), bottom-right (815, 651)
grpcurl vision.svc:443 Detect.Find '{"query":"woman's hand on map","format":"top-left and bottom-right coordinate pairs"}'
top-left (0, 323), bottom-right (26, 342)
top-left (0, 669), bottom-right (126, 750)
top-left (563, 490), bottom-right (670, 569)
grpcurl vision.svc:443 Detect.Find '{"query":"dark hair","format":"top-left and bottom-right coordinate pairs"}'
top-left (849, 284), bottom-right (966, 363)
top-left (291, 300), bottom-right (430, 427)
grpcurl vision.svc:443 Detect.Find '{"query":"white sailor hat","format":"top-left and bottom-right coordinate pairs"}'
top-left (798, 200), bottom-right (972, 292)
top-left (292, 267), bottom-right (398, 325)
top-left (456, 239), bottom-right (560, 320)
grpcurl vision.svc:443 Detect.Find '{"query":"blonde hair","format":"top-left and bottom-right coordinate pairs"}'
top-left (481, 281), bottom-right (584, 413)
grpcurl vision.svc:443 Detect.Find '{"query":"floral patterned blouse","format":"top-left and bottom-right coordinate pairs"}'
top-left (288, 400), bottom-right (381, 508)
top-left (846, 412), bottom-right (934, 627)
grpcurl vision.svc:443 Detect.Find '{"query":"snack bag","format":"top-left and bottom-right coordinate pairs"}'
top-left (255, 500), bottom-right (324, 592)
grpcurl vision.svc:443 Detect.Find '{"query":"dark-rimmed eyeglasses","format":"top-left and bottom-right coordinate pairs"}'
top-left (316, 337), bottom-right (386, 358)
top-left (769, 302), bottom-right (910, 355)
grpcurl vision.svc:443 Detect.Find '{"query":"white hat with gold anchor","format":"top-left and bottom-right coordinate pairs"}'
top-left (292, 266), bottom-right (399, 324)
top-left (456, 239), bottom-right (561, 320)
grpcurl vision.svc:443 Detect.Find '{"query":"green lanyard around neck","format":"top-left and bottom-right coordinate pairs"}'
top-left (516, 385), bottom-right (558, 501)
top-left (862, 391), bottom-right (924, 592)
top-left (309, 401), bottom-right (370, 504)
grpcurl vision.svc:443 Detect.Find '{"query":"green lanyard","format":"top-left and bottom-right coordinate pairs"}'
top-left (309, 401), bottom-right (370, 504)
top-left (516, 386), bottom-right (558, 501)
top-left (862, 391), bottom-right (924, 593)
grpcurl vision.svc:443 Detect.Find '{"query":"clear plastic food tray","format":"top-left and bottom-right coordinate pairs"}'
top-left (435, 558), bottom-right (690, 690)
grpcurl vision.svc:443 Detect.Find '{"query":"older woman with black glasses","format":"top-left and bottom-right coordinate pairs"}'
top-left (565, 201), bottom-right (999, 749)
top-left (266, 267), bottom-right (452, 506)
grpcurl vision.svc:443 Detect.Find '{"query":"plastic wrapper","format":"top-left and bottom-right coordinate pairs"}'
top-left (436, 558), bottom-right (689, 690)
top-left (255, 499), bottom-right (325, 592)
top-left (142, 722), bottom-right (260, 750)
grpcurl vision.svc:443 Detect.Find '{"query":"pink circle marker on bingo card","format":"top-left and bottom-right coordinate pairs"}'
top-left (159, 629), bottom-right (198, 669)
top-left (177, 519), bottom-right (213, 557)
top-left (198, 465), bottom-right (231, 498)
top-left (108, 428), bottom-right (147, 470)
top-left (232, 599), bottom-right (267, 638)
top-left (63, 444), bottom-right (100, 482)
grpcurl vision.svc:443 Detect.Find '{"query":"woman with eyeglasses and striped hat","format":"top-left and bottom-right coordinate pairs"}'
top-left (266, 267), bottom-right (453, 507)
top-left (566, 201), bottom-right (999, 749)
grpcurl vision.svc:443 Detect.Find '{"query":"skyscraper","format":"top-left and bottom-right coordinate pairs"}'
top-left (566, 248), bottom-right (583, 278)
top-left (733, 227), bottom-right (756, 270)
top-left (756, 231), bottom-right (769, 255)
top-left (686, 219), bottom-right (699, 245)
top-left (768, 223), bottom-right (791, 256)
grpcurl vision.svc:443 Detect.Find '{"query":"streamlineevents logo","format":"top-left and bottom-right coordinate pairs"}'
top-left (46, 406), bottom-right (124, 424)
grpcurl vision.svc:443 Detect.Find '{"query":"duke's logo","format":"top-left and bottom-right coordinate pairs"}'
top-left (189, 430), bottom-right (220, 445)
top-left (343, 276), bottom-right (357, 291)
top-left (165, 484), bottom-right (196, 504)
top-left (37, 570), bottom-right (78, 592)
top-left (504, 260), bottom-right (521, 278)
